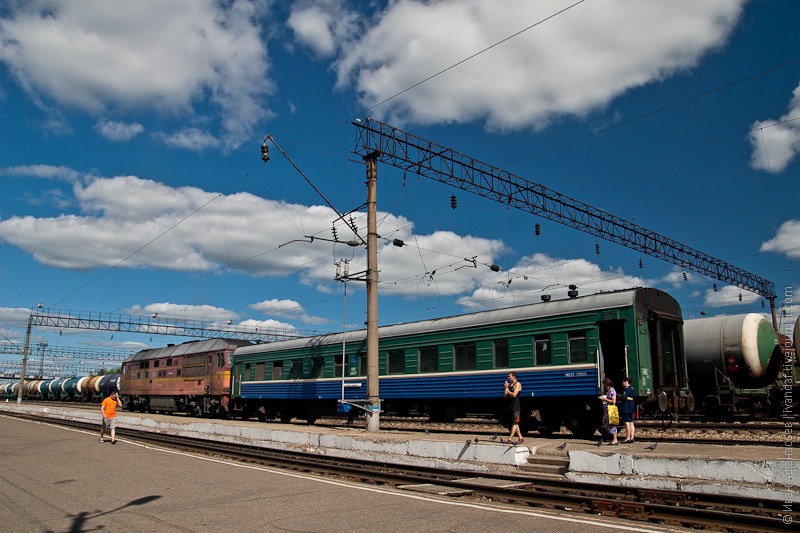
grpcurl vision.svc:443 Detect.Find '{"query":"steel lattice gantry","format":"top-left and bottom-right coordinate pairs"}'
top-left (352, 118), bottom-right (776, 306)
top-left (28, 309), bottom-right (308, 342)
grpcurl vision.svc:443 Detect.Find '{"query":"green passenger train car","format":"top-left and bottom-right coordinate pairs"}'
top-left (231, 287), bottom-right (692, 436)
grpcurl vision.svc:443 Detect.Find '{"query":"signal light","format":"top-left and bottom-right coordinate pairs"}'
top-left (450, 194), bottom-right (457, 209)
top-left (534, 223), bottom-right (541, 236)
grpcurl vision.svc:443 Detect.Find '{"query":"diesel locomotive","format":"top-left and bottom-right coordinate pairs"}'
top-left (119, 338), bottom-right (253, 416)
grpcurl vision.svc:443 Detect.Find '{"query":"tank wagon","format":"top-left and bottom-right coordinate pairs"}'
top-left (683, 313), bottom-right (781, 417)
top-left (120, 339), bottom-right (253, 417)
top-left (231, 287), bottom-right (691, 437)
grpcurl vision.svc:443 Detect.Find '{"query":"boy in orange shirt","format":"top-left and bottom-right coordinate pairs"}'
top-left (100, 391), bottom-right (122, 444)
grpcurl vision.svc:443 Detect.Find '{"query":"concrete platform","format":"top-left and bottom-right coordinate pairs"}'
top-left (1, 412), bottom-right (662, 533)
top-left (2, 402), bottom-right (797, 504)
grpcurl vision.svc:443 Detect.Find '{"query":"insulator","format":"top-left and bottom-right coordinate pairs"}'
top-left (682, 271), bottom-right (687, 281)
top-left (260, 143), bottom-right (270, 162)
top-left (595, 243), bottom-right (600, 255)
top-left (534, 223), bottom-right (541, 236)
top-left (638, 257), bottom-right (643, 269)
top-left (450, 194), bottom-right (457, 209)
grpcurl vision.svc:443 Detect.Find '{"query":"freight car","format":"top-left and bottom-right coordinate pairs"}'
top-left (0, 373), bottom-right (120, 402)
top-left (231, 287), bottom-right (691, 437)
top-left (119, 339), bottom-right (253, 417)
top-left (683, 313), bottom-right (781, 418)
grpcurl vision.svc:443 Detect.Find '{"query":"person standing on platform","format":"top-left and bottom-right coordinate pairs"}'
top-left (100, 390), bottom-right (122, 444)
top-left (504, 372), bottom-right (523, 444)
top-left (599, 378), bottom-right (618, 445)
top-left (620, 376), bottom-right (636, 443)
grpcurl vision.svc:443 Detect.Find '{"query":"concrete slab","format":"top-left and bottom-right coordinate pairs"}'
top-left (454, 477), bottom-right (530, 488)
top-left (397, 483), bottom-right (474, 496)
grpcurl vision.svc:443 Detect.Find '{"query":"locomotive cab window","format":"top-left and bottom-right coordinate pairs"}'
top-left (419, 346), bottom-right (438, 373)
top-left (535, 336), bottom-right (552, 365)
top-left (388, 349), bottom-right (405, 374)
top-left (454, 343), bottom-right (476, 371)
top-left (493, 339), bottom-right (509, 368)
top-left (216, 353), bottom-right (225, 367)
top-left (568, 332), bottom-right (588, 363)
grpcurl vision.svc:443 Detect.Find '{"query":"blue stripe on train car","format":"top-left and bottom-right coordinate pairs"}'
top-left (239, 367), bottom-right (599, 401)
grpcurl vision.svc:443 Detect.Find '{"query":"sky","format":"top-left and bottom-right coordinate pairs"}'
top-left (0, 0), bottom-right (798, 377)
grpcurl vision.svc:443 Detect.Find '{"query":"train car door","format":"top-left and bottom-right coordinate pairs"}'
top-left (599, 320), bottom-right (627, 386)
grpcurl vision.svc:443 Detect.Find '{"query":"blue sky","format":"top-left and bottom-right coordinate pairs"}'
top-left (0, 0), bottom-right (798, 376)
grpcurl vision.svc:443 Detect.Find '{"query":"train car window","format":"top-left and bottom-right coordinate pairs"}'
top-left (358, 352), bottom-right (367, 376)
top-left (454, 343), bottom-right (476, 370)
top-left (419, 347), bottom-right (438, 373)
top-left (290, 359), bottom-right (303, 379)
top-left (311, 357), bottom-right (324, 378)
top-left (334, 354), bottom-right (344, 377)
top-left (568, 332), bottom-right (587, 363)
top-left (255, 362), bottom-right (266, 381)
top-left (535, 336), bottom-right (552, 365)
top-left (166, 358), bottom-right (172, 367)
top-left (272, 361), bottom-right (283, 380)
top-left (493, 339), bottom-right (509, 368)
top-left (388, 349), bottom-right (405, 374)
top-left (244, 363), bottom-right (251, 382)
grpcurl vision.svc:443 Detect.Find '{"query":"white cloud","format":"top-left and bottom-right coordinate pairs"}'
top-left (456, 253), bottom-right (647, 310)
top-left (127, 303), bottom-right (237, 323)
top-left (760, 219), bottom-right (800, 259)
top-left (95, 118), bottom-right (144, 142)
top-left (333, 0), bottom-right (743, 130)
top-left (250, 298), bottom-right (330, 325)
top-left (703, 285), bottom-right (761, 308)
top-left (0, 0), bottom-right (272, 150)
top-left (662, 268), bottom-right (699, 289)
top-left (0, 164), bottom-right (81, 183)
top-left (154, 128), bottom-right (220, 151)
top-left (288, 0), bottom-right (358, 58)
top-left (749, 81), bottom-right (800, 173)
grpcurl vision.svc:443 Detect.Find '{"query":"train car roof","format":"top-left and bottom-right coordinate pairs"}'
top-left (124, 338), bottom-right (253, 363)
top-left (236, 287), bottom-right (676, 356)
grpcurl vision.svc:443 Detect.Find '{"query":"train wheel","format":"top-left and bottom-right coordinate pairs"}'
top-left (564, 405), bottom-right (596, 439)
top-left (279, 412), bottom-right (293, 424)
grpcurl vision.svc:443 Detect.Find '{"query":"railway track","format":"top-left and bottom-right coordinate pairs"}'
top-left (6, 410), bottom-right (793, 532)
top-left (15, 400), bottom-right (793, 447)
